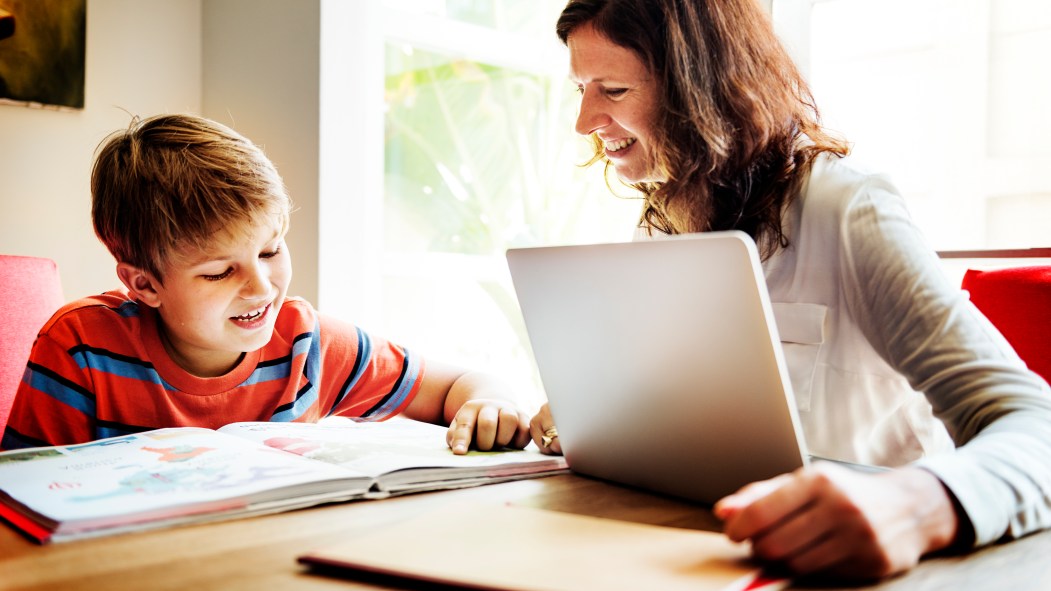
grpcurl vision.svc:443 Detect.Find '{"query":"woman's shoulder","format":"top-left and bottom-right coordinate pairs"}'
top-left (807, 153), bottom-right (894, 196)
top-left (800, 153), bottom-right (906, 217)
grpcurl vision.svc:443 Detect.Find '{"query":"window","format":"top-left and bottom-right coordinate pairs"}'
top-left (772, 0), bottom-right (1051, 252)
top-left (320, 1), bottom-right (640, 407)
top-left (319, 1), bottom-right (1051, 402)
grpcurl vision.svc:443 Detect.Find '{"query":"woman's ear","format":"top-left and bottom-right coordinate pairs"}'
top-left (116, 263), bottom-right (162, 308)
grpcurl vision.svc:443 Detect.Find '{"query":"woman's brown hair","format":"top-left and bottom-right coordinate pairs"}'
top-left (557, 0), bottom-right (848, 259)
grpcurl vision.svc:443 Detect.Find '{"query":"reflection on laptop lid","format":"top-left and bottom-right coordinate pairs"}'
top-left (507, 231), bottom-right (810, 505)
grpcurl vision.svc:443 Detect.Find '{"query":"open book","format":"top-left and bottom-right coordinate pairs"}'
top-left (0, 417), bottom-right (568, 544)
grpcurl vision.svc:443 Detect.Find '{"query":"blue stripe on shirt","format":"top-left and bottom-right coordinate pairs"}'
top-left (95, 419), bottom-right (156, 440)
top-left (24, 362), bottom-right (97, 416)
top-left (360, 348), bottom-right (421, 421)
top-left (269, 324), bottom-right (321, 422)
top-left (68, 345), bottom-right (176, 391)
top-left (114, 300), bottom-right (140, 317)
top-left (1, 424), bottom-right (52, 450)
top-left (328, 327), bottom-right (373, 416)
top-left (241, 354), bottom-right (294, 386)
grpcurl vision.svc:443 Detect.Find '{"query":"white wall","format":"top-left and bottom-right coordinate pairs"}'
top-left (0, 0), bottom-right (324, 306)
top-left (202, 0), bottom-right (320, 306)
top-left (0, 0), bottom-right (203, 302)
top-left (778, 0), bottom-right (1051, 251)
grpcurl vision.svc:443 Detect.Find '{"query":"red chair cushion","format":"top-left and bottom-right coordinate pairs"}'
top-left (0, 255), bottom-right (65, 431)
top-left (962, 266), bottom-right (1051, 385)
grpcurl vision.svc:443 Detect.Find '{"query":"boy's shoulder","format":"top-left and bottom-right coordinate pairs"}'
top-left (273, 298), bottom-right (364, 344)
top-left (20, 290), bottom-right (148, 358)
top-left (46, 289), bottom-right (140, 326)
top-left (275, 296), bottom-right (314, 326)
top-left (273, 297), bottom-right (352, 335)
top-left (36, 289), bottom-right (142, 340)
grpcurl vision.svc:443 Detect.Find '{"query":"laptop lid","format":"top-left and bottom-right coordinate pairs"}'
top-left (506, 231), bottom-right (809, 505)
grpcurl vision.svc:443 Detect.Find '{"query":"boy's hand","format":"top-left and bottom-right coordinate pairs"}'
top-left (446, 399), bottom-right (531, 455)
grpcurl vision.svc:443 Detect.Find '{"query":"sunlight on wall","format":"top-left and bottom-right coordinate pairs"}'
top-left (801, 0), bottom-right (1051, 250)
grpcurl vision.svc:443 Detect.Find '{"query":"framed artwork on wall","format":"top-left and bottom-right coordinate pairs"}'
top-left (0, 0), bottom-right (86, 110)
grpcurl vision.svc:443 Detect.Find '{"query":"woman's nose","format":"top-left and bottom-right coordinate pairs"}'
top-left (574, 87), bottom-right (610, 136)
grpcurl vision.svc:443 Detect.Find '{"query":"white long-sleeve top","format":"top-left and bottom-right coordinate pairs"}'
top-left (761, 153), bottom-right (1051, 546)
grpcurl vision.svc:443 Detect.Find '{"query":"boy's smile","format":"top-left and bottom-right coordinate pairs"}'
top-left (230, 303), bottom-right (273, 328)
top-left (126, 214), bottom-right (292, 378)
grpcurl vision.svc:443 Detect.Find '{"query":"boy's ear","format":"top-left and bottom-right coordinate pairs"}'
top-left (116, 263), bottom-right (163, 308)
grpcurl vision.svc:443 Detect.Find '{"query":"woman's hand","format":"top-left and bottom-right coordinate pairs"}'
top-left (446, 399), bottom-right (531, 455)
top-left (714, 462), bottom-right (962, 579)
top-left (529, 403), bottom-right (563, 455)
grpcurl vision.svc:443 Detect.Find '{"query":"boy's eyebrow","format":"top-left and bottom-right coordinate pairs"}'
top-left (184, 228), bottom-right (283, 267)
top-left (184, 250), bottom-right (231, 267)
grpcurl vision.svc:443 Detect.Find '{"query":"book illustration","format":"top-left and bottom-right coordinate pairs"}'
top-left (66, 451), bottom-right (314, 504)
top-left (261, 433), bottom-right (508, 466)
top-left (0, 429), bottom-right (356, 524)
top-left (223, 419), bottom-right (534, 476)
top-left (0, 448), bottom-right (63, 464)
top-left (139, 444), bottom-right (215, 462)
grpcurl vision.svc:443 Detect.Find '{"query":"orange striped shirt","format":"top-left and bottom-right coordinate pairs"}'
top-left (2, 291), bottom-right (423, 450)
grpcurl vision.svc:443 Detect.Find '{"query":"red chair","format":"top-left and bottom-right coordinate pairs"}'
top-left (962, 266), bottom-right (1051, 385)
top-left (0, 255), bottom-right (65, 432)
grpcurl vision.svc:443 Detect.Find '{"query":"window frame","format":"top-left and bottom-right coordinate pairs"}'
top-left (316, 2), bottom-right (598, 399)
top-left (317, 3), bottom-right (568, 324)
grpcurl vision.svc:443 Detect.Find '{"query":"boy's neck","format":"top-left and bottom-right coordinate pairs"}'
top-left (156, 321), bottom-right (245, 378)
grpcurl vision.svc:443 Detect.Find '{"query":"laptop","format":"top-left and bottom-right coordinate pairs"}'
top-left (506, 230), bottom-right (810, 505)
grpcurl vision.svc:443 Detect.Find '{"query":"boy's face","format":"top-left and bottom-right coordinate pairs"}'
top-left (143, 214), bottom-right (292, 377)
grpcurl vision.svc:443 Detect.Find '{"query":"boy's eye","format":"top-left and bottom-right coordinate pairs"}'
top-left (202, 268), bottom-right (233, 281)
top-left (260, 245), bottom-right (282, 259)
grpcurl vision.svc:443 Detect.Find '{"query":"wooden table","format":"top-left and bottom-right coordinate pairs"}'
top-left (2, 473), bottom-right (1050, 590)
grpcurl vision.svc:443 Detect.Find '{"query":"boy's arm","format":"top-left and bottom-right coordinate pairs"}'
top-left (401, 359), bottom-right (531, 455)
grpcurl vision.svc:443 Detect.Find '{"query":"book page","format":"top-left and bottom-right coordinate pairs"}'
top-left (0, 427), bottom-right (366, 533)
top-left (218, 418), bottom-right (568, 491)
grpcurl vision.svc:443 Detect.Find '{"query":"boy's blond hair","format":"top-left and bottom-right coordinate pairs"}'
top-left (91, 114), bottom-right (291, 280)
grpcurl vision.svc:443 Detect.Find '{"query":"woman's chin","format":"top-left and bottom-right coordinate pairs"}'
top-left (613, 167), bottom-right (663, 185)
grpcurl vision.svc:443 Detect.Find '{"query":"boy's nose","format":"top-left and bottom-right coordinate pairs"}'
top-left (241, 264), bottom-right (270, 298)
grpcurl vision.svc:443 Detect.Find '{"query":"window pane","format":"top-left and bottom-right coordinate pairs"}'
top-left (384, 0), bottom-right (564, 38)
top-left (385, 43), bottom-right (637, 256)
top-left (382, 38), bottom-right (639, 401)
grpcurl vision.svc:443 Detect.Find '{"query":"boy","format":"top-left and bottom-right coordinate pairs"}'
top-left (2, 114), bottom-right (531, 454)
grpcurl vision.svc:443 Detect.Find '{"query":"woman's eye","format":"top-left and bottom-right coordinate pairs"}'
top-left (202, 268), bottom-right (233, 281)
top-left (605, 88), bottom-right (628, 98)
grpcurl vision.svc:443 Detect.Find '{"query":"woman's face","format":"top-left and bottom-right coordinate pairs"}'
top-left (568, 23), bottom-right (663, 184)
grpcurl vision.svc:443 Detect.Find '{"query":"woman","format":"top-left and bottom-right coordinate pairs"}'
top-left (529, 0), bottom-right (1051, 579)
